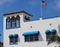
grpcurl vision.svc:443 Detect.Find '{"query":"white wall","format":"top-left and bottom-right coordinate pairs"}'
top-left (3, 13), bottom-right (60, 47)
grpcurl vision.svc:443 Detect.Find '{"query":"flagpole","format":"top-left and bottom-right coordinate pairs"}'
top-left (40, 0), bottom-right (43, 20)
top-left (41, 2), bottom-right (43, 19)
top-left (40, 0), bottom-right (42, 20)
top-left (40, 0), bottom-right (46, 20)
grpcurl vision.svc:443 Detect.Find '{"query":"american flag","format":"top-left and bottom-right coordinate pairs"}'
top-left (42, 1), bottom-right (47, 6)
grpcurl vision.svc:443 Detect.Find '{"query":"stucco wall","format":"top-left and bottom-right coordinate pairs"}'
top-left (3, 13), bottom-right (60, 47)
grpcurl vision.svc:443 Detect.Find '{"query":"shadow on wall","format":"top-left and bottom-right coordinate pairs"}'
top-left (39, 33), bottom-right (43, 41)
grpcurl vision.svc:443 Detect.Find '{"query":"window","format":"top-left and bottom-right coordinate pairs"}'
top-left (16, 15), bottom-right (20, 28)
top-left (50, 29), bottom-right (57, 41)
top-left (24, 34), bottom-right (39, 42)
top-left (24, 16), bottom-right (30, 20)
top-left (9, 34), bottom-right (18, 45)
top-left (6, 16), bottom-right (20, 29)
top-left (50, 34), bottom-right (55, 41)
top-left (6, 17), bottom-right (11, 29)
top-left (46, 33), bottom-right (51, 41)
top-left (14, 34), bottom-right (18, 42)
top-left (45, 30), bottom-right (51, 41)
top-left (25, 35), bottom-right (30, 42)
top-left (11, 16), bottom-right (16, 28)
top-left (46, 32), bottom-right (56, 41)
top-left (46, 29), bottom-right (57, 41)
top-left (24, 16), bottom-right (31, 22)
top-left (9, 35), bottom-right (14, 45)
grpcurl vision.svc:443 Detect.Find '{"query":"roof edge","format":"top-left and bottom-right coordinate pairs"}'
top-left (3, 10), bottom-right (32, 16)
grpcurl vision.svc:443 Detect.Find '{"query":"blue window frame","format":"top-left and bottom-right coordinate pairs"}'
top-left (6, 17), bottom-right (11, 29)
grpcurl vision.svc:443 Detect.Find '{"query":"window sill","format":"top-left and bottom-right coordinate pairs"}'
top-left (6, 27), bottom-right (20, 30)
top-left (10, 42), bottom-right (18, 45)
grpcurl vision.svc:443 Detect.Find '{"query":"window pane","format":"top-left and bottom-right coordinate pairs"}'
top-left (24, 16), bottom-right (30, 20)
top-left (7, 23), bottom-right (11, 29)
top-left (50, 33), bottom-right (56, 41)
top-left (46, 34), bottom-right (51, 41)
top-left (11, 16), bottom-right (16, 28)
top-left (30, 35), bottom-right (33, 41)
top-left (15, 37), bottom-right (18, 42)
top-left (10, 38), bottom-right (14, 45)
top-left (25, 35), bottom-right (30, 42)
top-left (12, 22), bottom-right (16, 28)
top-left (16, 20), bottom-right (20, 28)
top-left (24, 34), bottom-right (39, 42)
top-left (34, 34), bottom-right (39, 41)
top-left (16, 15), bottom-right (20, 28)
top-left (6, 19), bottom-right (11, 29)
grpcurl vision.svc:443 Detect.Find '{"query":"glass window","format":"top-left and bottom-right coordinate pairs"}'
top-left (11, 16), bottom-right (16, 28)
top-left (50, 33), bottom-right (56, 41)
top-left (14, 35), bottom-right (18, 42)
top-left (24, 16), bottom-right (30, 20)
top-left (46, 33), bottom-right (56, 41)
top-left (6, 17), bottom-right (11, 29)
top-left (30, 35), bottom-right (33, 41)
top-left (46, 33), bottom-right (51, 41)
top-left (6, 16), bottom-right (20, 29)
top-left (34, 34), bottom-right (39, 41)
top-left (24, 35), bottom-right (30, 42)
top-left (9, 34), bottom-right (18, 45)
top-left (10, 38), bottom-right (14, 45)
top-left (24, 34), bottom-right (39, 42)
top-left (16, 15), bottom-right (20, 28)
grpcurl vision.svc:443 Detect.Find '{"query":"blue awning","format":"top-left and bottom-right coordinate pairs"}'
top-left (13, 34), bottom-right (18, 37)
top-left (9, 34), bottom-right (13, 38)
top-left (45, 30), bottom-right (50, 34)
top-left (51, 29), bottom-right (57, 33)
top-left (22, 31), bottom-right (39, 36)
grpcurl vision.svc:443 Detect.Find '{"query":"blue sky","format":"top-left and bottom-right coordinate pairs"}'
top-left (0, 0), bottom-right (60, 42)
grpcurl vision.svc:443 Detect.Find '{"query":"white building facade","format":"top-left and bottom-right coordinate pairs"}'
top-left (3, 11), bottom-right (60, 47)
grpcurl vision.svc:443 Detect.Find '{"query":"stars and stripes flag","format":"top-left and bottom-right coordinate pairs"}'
top-left (42, 1), bottom-right (47, 6)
